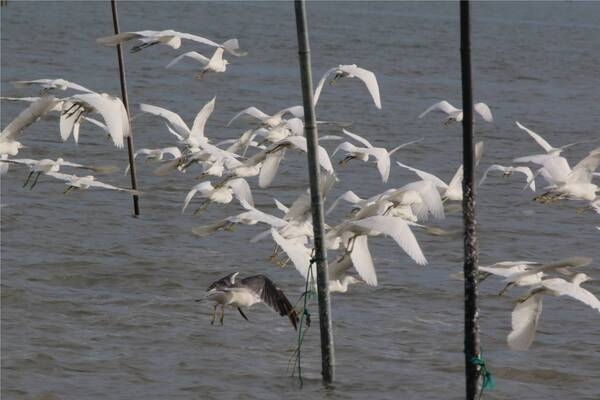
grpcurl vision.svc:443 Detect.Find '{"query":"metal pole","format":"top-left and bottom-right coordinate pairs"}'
top-left (293, 0), bottom-right (335, 384)
top-left (460, 1), bottom-right (481, 399)
top-left (110, 0), bottom-right (140, 216)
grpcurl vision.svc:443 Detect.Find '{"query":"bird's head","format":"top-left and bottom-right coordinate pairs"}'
top-left (572, 273), bottom-right (593, 285)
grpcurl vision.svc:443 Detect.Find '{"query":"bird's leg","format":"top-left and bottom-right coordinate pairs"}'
top-left (443, 118), bottom-right (455, 126)
top-left (576, 205), bottom-right (591, 214)
top-left (193, 201), bottom-right (210, 216)
top-left (338, 155), bottom-right (355, 166)
top-left (130, 41), bottom-right (159, 53)
top-left (269, 244), bottom-right (281, 262)
top-left (534, 191), bottom-right (563, 204)
top-left (195, 70), bottom-right (206, 80)
top-left (237, 307), bottom-right (249, 322)
top-left (278, 257), bottom-right (290, 268)
top-left (347, 235), bottom-right (358, 253)
top-left (63, 186), bottom-right (76, 195)
top-left (498, 282), bottom-right (513, 296)
top-left (329, 73), bottom-right (343, 85)
top-left (219, 305), bottom-right (225, 326)
top-left (22, 171), bottom-right (35, 188)
top-left (224, 222), bottom-right (237, 232)
top-left (29, 172), bottom-right (42, 189)
top-left (210, 304), bottom-right (218, 325)
top-left (383, 204), bottom-right (394, 216)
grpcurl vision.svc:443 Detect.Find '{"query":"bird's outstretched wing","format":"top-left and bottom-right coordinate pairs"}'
top-left (240, 275), bottom-right (299, 330)
top-left (507, 293), bottom-right (543, 351)
top-left (418, 100), bottom-right (460, 118)
top-left (1, 96), bottom-right (57, 142)
top-left (166, 51), bottom-right (210, 68)
top-left (516, 121), bottom-right (553, 153)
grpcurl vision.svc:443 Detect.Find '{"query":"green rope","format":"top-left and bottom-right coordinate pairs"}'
top-left (470, 349), bottom-right (495, 399)
top-left (294, 257), bottom-right (316, 386)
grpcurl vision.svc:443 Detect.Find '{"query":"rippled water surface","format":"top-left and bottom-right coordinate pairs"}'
top-left (2, 2), bottom-right (600, 399)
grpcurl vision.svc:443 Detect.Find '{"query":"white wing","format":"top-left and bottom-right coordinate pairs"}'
top-left (566, 149), bottom-right (600, 184)
top-left (507, 294), bottom-right (543, 351)
top-left (227, 107), bottom-right (270, 126)
top-left (473, 102), bottom-right (493, 122)
top-left (349, 235), bottom-right (377, 286)
top-left (71, 93), bottom-right (130, 148)
top-left (340, 65), bottom-right (382, 109)
top-left (396, 161), bottom-right (448, 189)
top-left (166, 51), bottom-right (210, 68)
top-left (271, 229), bottom-right (312, 279)
top-left (388, 138), bottom-right (423, 156)
top-left (85, 178), bottom-right (139, 194)
top-left (418, 100), bottom-right (460, 118)
top-left (365, 147), bottom-right (391, 183)
top-left (326, 190), bottom-right (364, 214)
top-left (400, 180), bottom-right (445, 220)
top-left (190, 97), bottom-right (216, 140)
top-left (258, 148), bottom-right (286, 188)
top-left (351, 215), bottom-right (427, 265)
top-left (342, 128), bottom-right (373, 148)
top-left (542, 279), bottom-right (600, 311)
top-left (312, 67), bottom-right (337, 106)
top-left (226, 178), bottom-right (254, 208)
top-left (182, 181), bottom-right (214, 213)
top-left (284, 136), bottom-right (334, 174)
top-left (516, 121), bottom-right (554, 153)
top-left (1, 96), bottom-right (57, 142)
top-left (12, 78), bottom-right (95, 94)
top-left (139, 103), bottom-right (191, 138)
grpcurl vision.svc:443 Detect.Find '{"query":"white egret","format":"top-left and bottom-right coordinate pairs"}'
top-left (418, 100), bottom-right (493, 125)
top-left (166, 47), bottom-right (229, 79)
top-left (515, 121), bottom-right (591, 156)
top-left (313, 64), bottom-right (381, 109)
top-left (182, 177), bottom-right (254, 214)
top-left (97, 30), bottom-right (246, 56)
top-left (507, 273), bottom-right (600, 351)
top-left (227, 105), bottom-right (303, 128)
top-left (139, 97), bottom-right (215, 150)
top-left (60, 92), bottom-right (130, 148)
top-left (45, 172), bottom-right (140, 195)
top-left (478, 164), bottom-right (536, 191)
top-left (333, 129), bottom-right (421, 183)
top-left (198, 272), bottom-right (298, 328)
top-left (12, 78), bottom-right (94, 94)
top-left (3, 157), bottom-right (117, 188)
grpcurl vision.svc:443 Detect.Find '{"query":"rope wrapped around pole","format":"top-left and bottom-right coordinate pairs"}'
top-left (293, 0), bottom-right (335, 384)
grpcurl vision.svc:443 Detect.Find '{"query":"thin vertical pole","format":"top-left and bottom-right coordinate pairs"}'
top-left (293, 0), bottom-right (335, 384)
top-left (110, 0), bottom-right (140, 216)
top-left (460, 1), bottom-right (481, 399)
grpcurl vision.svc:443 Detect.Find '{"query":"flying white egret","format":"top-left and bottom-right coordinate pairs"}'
top-left (507, 272), bottom-right (600, 351)
top-left (12, 78), bottom-right (94, 94)
top-left (197, 272), bottom-right (298, 328)
top-left (515, 121), bottom-right (591, 156)
top-left (3, 157), bottom-right (117, 188)
top-left (166, 47), bottom-right (229, 79)
top-left (396, 141), bottom-right (484, 201)
top-left (478, 164), bottom-right (536, 191)
top-left (139, 97), bottom-right (215, 150)
top-left (333, 129), bottom-right (421, 183)
top-left (501, 256), bottom-right (592, 295)
top-left (418, 100), bottom-right (493, 125)
top-left (182, 177), bottom-right (254, 214)
top-left (97, 30), bottom-right (246, 56)
top-left (45, 172), bottom-right (140, 195)
top-left (227, 105), bottom-right (304, 128)
top-left (1, 96), bottom-right (57, 157)
top-left (60, 92), bottom-right (130, 148)
top-left (313, 64), bottom-right (381, 109)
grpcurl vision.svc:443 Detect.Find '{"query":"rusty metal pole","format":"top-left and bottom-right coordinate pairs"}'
top-left (110, 0), bottom-right (140, 216)
top-left (293, 0), bottom-right (335, 384)
top-left (460, 1), bottom-right (482, 398)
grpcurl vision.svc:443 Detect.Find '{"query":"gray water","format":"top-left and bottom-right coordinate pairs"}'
top-left (2, 2), bottom-right (599, 399)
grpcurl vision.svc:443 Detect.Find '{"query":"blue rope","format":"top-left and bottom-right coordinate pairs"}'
top-left (470, 349), bottom-right (495, 399)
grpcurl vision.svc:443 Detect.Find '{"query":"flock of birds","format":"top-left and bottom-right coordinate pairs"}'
top-left (2, 28), bottom-right (599, 350)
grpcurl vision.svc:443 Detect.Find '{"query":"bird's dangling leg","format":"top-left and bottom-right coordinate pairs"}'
top-left (130, 41), bottom-right (159, 53)
top-left (210, 303), bottom-right (218, 325)
top-left (443, 118), bottom-right (455, 126)
top-left (194, 201), bottom-right (210, 216)
top-left (237, 307), bottom-right (249, 322)
top-left (30, 172), bottom-right (43, 189)
top-left (338, 155), bottom-right (355, 166)
top-left (219, 305), bottom-right (225, 326)
top-left (63, 186), bottom-right (76, 195)
top-left (269, 244), bottom-right (281, 262)
top-left (498, 282), bottom-right (514, 296)
top-left (23, 171), bottom-right (35, 188)
top-left (195, 70), bottom-right (206, 80)
top-left (276, 257), bottom-right (290, 268)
